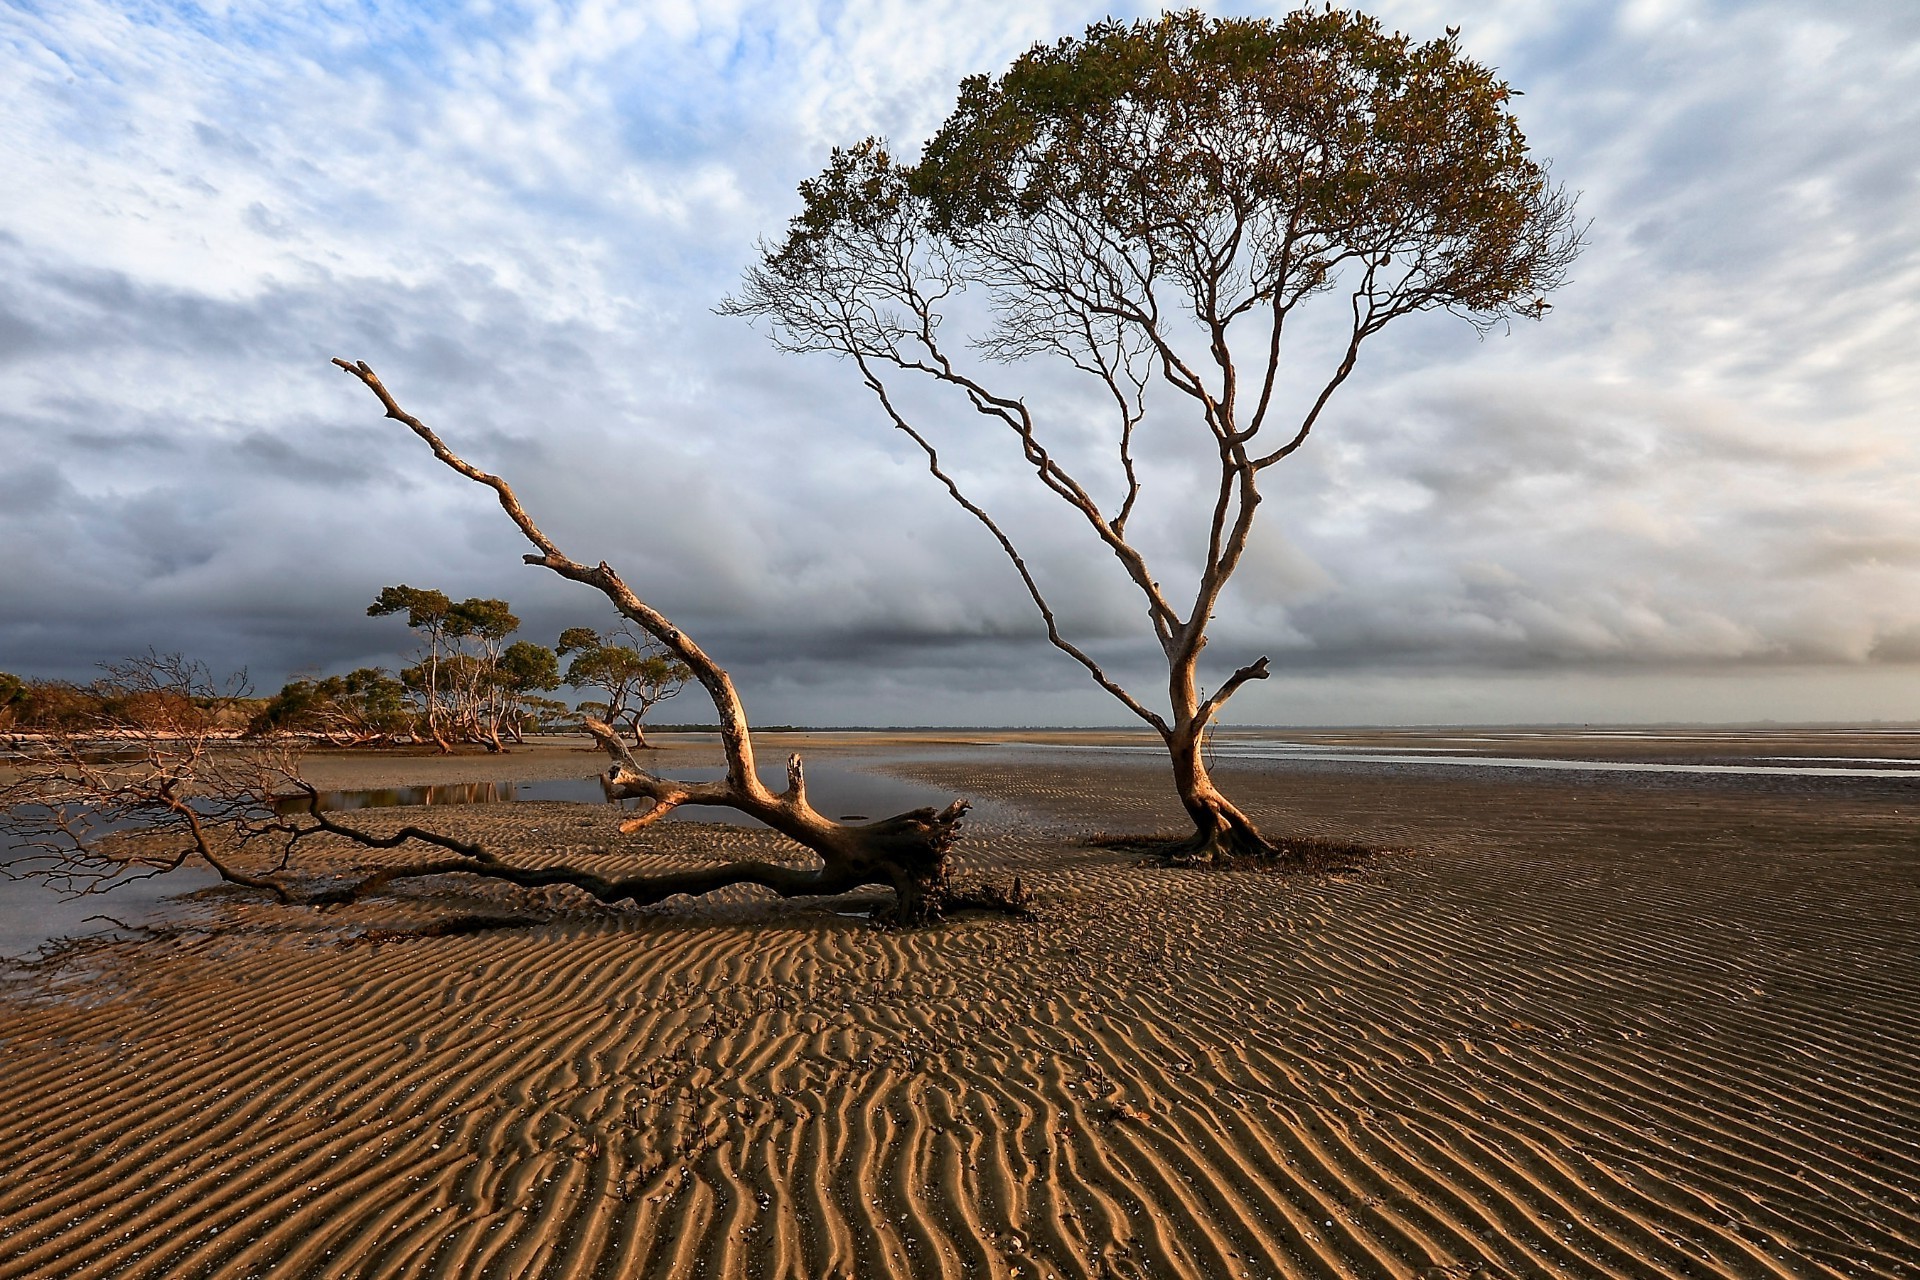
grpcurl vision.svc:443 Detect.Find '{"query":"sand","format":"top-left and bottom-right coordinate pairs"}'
top-left (0, 733), bottom-right (1915, 1278)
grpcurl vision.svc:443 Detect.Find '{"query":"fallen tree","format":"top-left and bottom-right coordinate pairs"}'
top-left (0, 366), bottom-right (1029, 925)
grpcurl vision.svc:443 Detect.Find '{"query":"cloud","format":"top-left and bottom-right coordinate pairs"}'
top-left (1, 0), bottom-right (1917, 724)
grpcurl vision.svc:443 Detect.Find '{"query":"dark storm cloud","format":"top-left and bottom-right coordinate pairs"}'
top-left (0, 461), bottom-right (76, 518)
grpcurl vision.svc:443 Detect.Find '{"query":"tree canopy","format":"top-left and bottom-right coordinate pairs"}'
top-left (556, 625), bottom-right (691, 747)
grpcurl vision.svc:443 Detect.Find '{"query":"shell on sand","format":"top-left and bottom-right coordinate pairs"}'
top-left (0, 738), bottom-right (1915, 1279)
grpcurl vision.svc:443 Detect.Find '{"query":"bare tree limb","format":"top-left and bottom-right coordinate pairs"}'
top-left (329, 360), bottom-right (992, 920)
top-left (853, 357), bottom-right (1172, 736)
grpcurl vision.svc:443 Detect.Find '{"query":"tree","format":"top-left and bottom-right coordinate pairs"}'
top-left (723, 8), bottom-right (1581, 860)
top-left (496, 640), bottom-right (562, 743)
top-left (367, 588), bottom-right (556, 751)
top-left (250, 667), bottom-right (413, 744)
top-left (443, 596), bottom-right (522, 751)
top-left (555, 625), bottom-right (691, 748)
top-left (367, 585), bottom-right (456, 751)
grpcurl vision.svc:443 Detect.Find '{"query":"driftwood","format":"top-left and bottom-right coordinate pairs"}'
top-left (1, 729), bottom-right (986, 926)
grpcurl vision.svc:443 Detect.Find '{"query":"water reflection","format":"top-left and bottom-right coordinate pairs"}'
top-left (272, 780), bottom-right (559, 813)
top-left (275, 764), bottom-right (949, 826)
top-left (1, 809), bottom-right (218, 959)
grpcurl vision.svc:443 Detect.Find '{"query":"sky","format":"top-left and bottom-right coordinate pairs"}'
top-left (2, 0), bottom-right (1918, 727)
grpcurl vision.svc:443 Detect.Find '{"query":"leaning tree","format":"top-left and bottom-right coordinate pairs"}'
top-left (724, 8), bottom-right (1581, 859)
top-left (325, 359), bottom-right (991, 922)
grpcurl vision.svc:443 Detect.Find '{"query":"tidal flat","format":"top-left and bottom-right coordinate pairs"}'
top-left (1, 728), bottom-right (1915, 1278)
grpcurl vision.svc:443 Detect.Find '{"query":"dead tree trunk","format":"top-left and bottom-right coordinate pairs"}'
top-left (425, 709), bottom-right (453, 755)
top-left (1164, 647), bottom-right (1273, 862)
top-left (1163, 727), bottom-right (1267, 863)
top-left (581, 721), bottom-right (965, 919)
top-left (333, 359), bottom-right (990, 923)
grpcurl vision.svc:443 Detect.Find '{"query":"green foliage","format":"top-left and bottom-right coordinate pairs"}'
top-left (448, 598), bottom-right (519, 643)
top-left (555, 626), bottom-right (600, 657)
top-left (555, 625), bottom-right (691, 743)
top-left (747, 6), bottom-right (1579, 355)
top-left (497, 641), bottom-right (560, 695)
top-left (366, 584), bottom-right (452, 629)
top-left (920, 8), bottom-right (1563, 313)
top-left (251, 668), bottom-right (413, 740)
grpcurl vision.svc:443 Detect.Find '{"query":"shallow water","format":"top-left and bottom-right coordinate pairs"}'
top-left (1008, 739), bottom-right (1920, 778)
top-left (1, 817), bottom-right (218, 960)
top-left (277, 760), bottom-right (953, 825)
top-left (2, 759), bottom-right (955, 958)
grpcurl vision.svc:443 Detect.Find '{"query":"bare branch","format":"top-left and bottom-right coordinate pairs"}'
top-left (854, 357), bottom-right (1171, 737)
top-left (1198, 657), bottom-right (1271, 725)
top-left (329, 362), bottom-right (993, 920)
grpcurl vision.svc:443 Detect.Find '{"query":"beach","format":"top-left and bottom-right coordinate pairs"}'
top-left (1, 731), bottom-right (1915, 1278)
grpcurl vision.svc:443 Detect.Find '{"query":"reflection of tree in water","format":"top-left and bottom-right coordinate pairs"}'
top-left (272, 781), bottom-right (521, 814)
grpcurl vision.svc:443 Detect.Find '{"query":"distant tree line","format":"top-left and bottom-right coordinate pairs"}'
top-left (0, 658), bottom-right (255, 737)
top-left (0, 586), bottom-right (691, 753)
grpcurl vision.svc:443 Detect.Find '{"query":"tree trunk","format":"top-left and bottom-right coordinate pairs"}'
top-left (589, 721), bottom-right (967, 923)
top-left (1163, 640), bottom-right (1273, 862)
top-left (1165, 726), bottom-right (1269, 862)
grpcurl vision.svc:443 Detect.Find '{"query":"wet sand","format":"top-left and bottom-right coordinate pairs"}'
top-left (1, 732), bottom-right (1915, 1278)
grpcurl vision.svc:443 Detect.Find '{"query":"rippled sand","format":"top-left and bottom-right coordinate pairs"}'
top-left (1, 737), bottom-right (1915, 1278)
